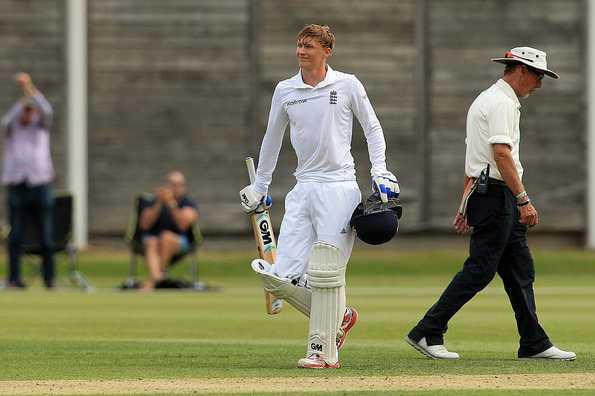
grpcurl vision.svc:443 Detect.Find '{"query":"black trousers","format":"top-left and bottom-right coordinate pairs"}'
top-left (7, 183), bottom-right (55, 287)
top-left (408, 182), bottom-right (552, 357)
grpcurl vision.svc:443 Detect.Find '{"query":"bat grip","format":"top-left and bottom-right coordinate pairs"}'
top-left (245, 157), bottom-right (256, 184)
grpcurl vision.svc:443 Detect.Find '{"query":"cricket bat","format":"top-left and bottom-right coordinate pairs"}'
top-left (245, 157), bottom-right (283, 315)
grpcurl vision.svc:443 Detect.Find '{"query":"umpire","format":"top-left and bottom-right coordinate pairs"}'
top-left (406, 47), bottom-right (575, 361)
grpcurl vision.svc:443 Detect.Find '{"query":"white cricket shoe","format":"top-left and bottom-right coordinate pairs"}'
top-left (405, 336), bottom-right (460, 360)
top-left (297, 354), bottom-right (340, 369)
top-left (526, 346), bottom-right (576, 361)
top-left (337, 307), bottom-right (358, 351)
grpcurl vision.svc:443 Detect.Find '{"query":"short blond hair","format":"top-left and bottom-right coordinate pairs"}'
top-left (297, 24), bottom-right (335, 49)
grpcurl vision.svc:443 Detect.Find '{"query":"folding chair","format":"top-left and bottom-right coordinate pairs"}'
top-left (123, 193), bottom-right (209, 291)
top-left (2, 192), bottom-right (92, 291)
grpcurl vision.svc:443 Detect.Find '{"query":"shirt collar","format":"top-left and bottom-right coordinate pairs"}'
top-left (290, 65), bottom-right (338, 89)
top-left (495, 79), bottom-right (521, 109)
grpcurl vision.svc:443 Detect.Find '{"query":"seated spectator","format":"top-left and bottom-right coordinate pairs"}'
top-left (139, 171), bottom-right (199, 290)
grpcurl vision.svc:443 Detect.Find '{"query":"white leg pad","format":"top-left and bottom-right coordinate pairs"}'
top-left (306, 242), bottom-right (346, 365)
top-left (251, 259), bottom-right (311, 316)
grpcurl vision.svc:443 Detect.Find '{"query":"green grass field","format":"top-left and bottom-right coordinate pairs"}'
top-left (0, 245), bottom-right (594, 395)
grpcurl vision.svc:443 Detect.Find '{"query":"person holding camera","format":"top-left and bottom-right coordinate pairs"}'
top-left (1, 73), bottom-right (55, 289)
top-left (138, 171), bottom-right (199, 290)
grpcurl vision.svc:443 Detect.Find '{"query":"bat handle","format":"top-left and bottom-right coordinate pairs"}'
top-left (245, 157), bottom-right (256, 184)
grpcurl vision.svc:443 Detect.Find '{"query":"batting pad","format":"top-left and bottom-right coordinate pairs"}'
top-left (306, 242), bottom-right (346, 364)
top-left (251, 259), bottom-right (311, 316)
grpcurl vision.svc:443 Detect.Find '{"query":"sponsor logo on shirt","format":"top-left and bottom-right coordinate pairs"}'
top-left (287, 98), bottom-right (308, 106)
top-left (330, 90), bottom-right (338, 104)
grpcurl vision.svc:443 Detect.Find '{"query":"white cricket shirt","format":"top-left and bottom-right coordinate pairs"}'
top-left (253, 65), bottom-right (388, 194)
top-left (465, 79), bottom-right (523, 181)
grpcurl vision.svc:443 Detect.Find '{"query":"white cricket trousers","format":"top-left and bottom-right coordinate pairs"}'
top-left (273, 180), bottom-right (361, 280)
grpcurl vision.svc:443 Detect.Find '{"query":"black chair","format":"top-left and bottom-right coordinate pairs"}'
top-left (123, 193), bottom-right (209, 291)
top-left (2, 192), bottom-right (92, 291)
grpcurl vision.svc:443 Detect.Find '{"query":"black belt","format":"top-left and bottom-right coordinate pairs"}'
top-left (488, 178), bottom-right (506, 185)
top-left (473, 177), bottom-right (506, 186)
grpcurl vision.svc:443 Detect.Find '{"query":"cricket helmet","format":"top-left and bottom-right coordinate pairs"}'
top-left (350, 192), bottom-right (402, 245)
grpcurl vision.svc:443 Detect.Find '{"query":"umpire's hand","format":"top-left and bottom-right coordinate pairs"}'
top-left (519, 202), bottom-right (539, 227)
top-left (453, 212), bottom-right (470, 235)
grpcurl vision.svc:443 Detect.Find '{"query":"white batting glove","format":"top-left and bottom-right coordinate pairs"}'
top-left (371, 170), bottom-right (400, 203)
top-left (239, 184), bottom-right (272, 213)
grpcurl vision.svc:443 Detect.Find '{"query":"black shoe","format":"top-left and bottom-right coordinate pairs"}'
top-left (7, 280), bottom-right (27, 289)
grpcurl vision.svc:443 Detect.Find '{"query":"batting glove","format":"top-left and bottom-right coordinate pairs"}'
top-left (371, 170), bottom-right (400, 203)
top-left (240, 184), bottom-right (272, 213)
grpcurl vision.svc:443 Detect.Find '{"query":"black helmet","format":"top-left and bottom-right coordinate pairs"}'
top-left (350, 192), bottom-right (402, 245)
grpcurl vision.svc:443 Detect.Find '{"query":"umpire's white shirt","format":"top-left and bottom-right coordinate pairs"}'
top-left (465, 79), bottom-right (523, 181)
top-left (253, 65), bottom-right (388, 194)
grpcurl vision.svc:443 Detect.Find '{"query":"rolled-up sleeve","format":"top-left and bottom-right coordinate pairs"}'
top-left (487, 101), bottom-right (516, 147)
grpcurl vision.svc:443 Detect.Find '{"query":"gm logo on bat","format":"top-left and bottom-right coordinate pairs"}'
top-left (256, 213), bottom-right (275, 252)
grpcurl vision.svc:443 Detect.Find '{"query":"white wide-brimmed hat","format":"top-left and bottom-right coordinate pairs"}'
top-left (492, 47), bottom-right (559, 79)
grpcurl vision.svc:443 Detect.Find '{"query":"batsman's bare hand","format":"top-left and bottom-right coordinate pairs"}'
top-left (453, 212), bottom-right (470, 235)
top-left (519, 202), bottom-right (539, 227)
